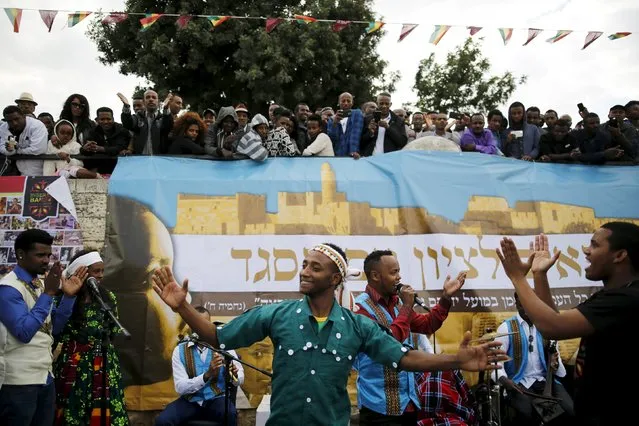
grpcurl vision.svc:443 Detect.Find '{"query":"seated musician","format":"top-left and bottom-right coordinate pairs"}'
top-left (494, 293), bottom-right (574, 426)
top-left (155, 306), bottom-right (244, 426)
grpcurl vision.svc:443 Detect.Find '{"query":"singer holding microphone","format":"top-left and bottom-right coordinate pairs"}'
top-left (354, 250), bottom-right (467, 426)
top-left (52, 250), bottom-right (129, 426)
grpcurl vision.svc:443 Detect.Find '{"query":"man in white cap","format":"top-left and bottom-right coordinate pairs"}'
top-left (15, 93), bottom-right (38, 116)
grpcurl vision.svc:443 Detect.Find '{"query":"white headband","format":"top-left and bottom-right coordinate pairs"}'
top-left (310, 244), bottom-right (361, 282)
top-left (64, 252), bottom-right (103, 278)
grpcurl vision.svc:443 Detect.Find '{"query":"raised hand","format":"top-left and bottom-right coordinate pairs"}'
top-left (457, 331), bottom-right (509, 372)
top-left (496, 238), bottom-right (533, 281)
top-left (44, 262), bottom-right (63, 295)
top-left (530, 234), bottom-right (560, 274)
top-left (61, 266), bottom-right (88, 297)
top-left (152, 266), bottom-right (188, 311)
top-left (116, 92), bottom-right (129, 106)
top-left (442, 271), bottom-right (467, 299)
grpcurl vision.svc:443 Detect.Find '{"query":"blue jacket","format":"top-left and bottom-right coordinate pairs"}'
top-left (326, 109), bottom-right (364, 156)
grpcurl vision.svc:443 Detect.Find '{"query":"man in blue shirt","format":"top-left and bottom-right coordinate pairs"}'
top-left (152, 243), bottom-right (508, 425)
top-left (0, 229), bottom-right (87, 426)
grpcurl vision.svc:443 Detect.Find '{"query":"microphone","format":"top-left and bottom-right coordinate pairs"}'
top-left (395, 283), bottom-right (431, 312)
top-left (86, 277), bottom-right (132, 339)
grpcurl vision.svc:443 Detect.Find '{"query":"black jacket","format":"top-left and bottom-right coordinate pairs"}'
top-left (168, 136), bottom-right (206, 155)
top-left (84, 123), bottom-right (131, 156)
top-left (121, 105), bottom-right (173, 155)
top-left (359, 111), bottom-right (408, 157)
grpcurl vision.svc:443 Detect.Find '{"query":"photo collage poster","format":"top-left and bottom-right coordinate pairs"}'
top-left (0, 176), bottom-right (83, 277)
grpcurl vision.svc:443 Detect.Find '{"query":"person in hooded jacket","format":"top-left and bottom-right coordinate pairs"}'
top-left (235, 114), bottom-right (269, 162)
top-left (43, 120), bottom-right (100, 178)
top-left (204, 106), bottom-right (246, 156)
top-left (503, 102), bottom-right (541, 161)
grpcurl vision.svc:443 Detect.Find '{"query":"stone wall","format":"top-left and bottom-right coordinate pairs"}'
top-left (68, 179), bottom-right (109, 252)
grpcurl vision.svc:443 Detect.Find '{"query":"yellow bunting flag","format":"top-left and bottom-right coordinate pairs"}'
top-left (4, 8), bottom-right (22, 32)
top-left (366, 21), bottom-right (384, 34)
top-left (429, 25), bottom-right (450, 45)
top-left (67, 12), bottom-right (91, 28)
top-left (140, 13), bottom-right (163, 31)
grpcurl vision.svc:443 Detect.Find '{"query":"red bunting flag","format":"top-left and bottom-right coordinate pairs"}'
top-left (398, 24), bottom-right (418, 42)
top-left (523, 28), bottom-right (542, 46)
top-left (582, 31), bottom-right (603, 50)
top-left (266, 17), bottom-right (283, 33)
top-left (39, 10), bottom-right (57, 32)
top-left (102, 13), bottom-right (127, 25)
top-left (175, 15), bottom-right (192, 29)
top-left (332, 20), bottom-right (351, 32)
top-left (468, 26), bottom-right (482, 36)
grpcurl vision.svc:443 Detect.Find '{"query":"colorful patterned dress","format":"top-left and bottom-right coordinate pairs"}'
top-left (53, 289), bottom-right (129, 426)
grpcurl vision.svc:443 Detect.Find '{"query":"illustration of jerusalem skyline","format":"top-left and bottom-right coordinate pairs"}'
top-left (173, 163), bottom-right (639, 236)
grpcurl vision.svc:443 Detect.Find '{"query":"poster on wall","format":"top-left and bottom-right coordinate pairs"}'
top-left (0, 176), bottom-right (83, 277)
top-left (103, 153), bottom-right (639, 410)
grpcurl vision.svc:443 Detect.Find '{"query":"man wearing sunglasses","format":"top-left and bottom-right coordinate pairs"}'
top-left (494, 292), bottom-right (574, 425)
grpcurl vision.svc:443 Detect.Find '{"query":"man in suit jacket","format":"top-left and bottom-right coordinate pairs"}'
top-left (359, 93), bottom-right (408, 157)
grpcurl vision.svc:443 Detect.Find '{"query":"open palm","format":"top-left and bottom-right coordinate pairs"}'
top-left (61, 266), bottom-right (88, 297)
top-left (457, 331), bottom-right (509, 372)
top-left (530, 234), bottom-right (561, 274)
top-left (442, 271), bottom-right (467, 298)
top-left (152, 266), bottom-right (188, 311)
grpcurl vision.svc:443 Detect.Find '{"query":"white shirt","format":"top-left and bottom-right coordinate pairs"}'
top-left (495, 314), bottom-right (565, 389)
top-left (340, 116), bottom-right (349, 133)
top-left (0, 117), bottom-right (48, 176)
top-left (172, 343), bottom-right (244, 406)
top-left (302, 133), bottom-right (334, 157)
top-left (373, 113), bottom-right (391, 155)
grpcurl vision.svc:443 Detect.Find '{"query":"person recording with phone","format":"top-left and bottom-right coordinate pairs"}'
top-left (326, 92), bottom-right (364, 158)
top-left (601, 104), bottom-right (638, 162)
top-left (52, 249), bottom-right (129, 426)
top-left (353, 250), bottom-right (467, 425)
top-left (358, 92), bottom-right (408, 158)
top-left (155, 306), bottom-right (243, 426)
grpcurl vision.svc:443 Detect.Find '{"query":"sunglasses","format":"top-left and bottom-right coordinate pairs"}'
top-left (71, 102), bottom-right (85, 109)
top-left (528, 335), bottom-right (534, 353)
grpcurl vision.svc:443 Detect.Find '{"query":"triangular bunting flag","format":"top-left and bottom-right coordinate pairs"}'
top-left (468, 26), bottom-right (482, 36)
top-left (332, 20), bottom-right (351, 32)
top-left (266, 17), bottom-right (283, 33)
top-left (39, 10), bottom-right (58, 32)
top-left (102, 13), bottom-right (127, 25)
top-left (208, 16), bottom-right (230, 29)
top-left (175, 15), bottom-right (192, 29)
top-left (608, 32), bottom-right (631, 40)
top-left (68, 12), bottom-right (91, 28)
top-left (398, 24), bottom-right (418, 42)
top-left (294, 15), bottom-right (317, 24)
top-left (546, 30), bottom-right (572, 43)
top-left (4, 8), bottom-right (22, 33)
top-left (523, 28), bottom-right (542, 46)
top-left (429, 25), bottom-right (451, 45)
top-left (366, 21), bottom-right (384, 34)
top-left (582, 31), bottom-right (603, 50)
top-left (498, 28), bottom-right (513, 45)
top-left (140, 13), bottom-right (162, 31)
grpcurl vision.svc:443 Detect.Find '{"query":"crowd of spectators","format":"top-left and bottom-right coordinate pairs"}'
top-left (1, 90), bottom-right (637, 178)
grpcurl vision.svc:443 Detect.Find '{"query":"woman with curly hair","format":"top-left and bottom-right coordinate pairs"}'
top-left (59, 94), bottom-right (95, 145)
top-left (168, 112), bottom-right (208, 155)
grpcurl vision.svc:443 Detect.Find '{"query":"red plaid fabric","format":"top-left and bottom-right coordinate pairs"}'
top-left (416, 370), bottom-right (478, 426)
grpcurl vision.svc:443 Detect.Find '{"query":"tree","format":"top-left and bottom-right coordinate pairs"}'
top-left (413, 37), bottom-right (527, 114)
top-left (88, 0), bottom-right (391, 114)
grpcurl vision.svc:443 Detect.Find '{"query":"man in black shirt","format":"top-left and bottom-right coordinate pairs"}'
top-left (538, 119), bottom-right (578, 163)
top-left (496, 224), bottom-right (639, 426)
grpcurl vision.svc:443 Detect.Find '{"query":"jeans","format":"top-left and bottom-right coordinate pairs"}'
top-left (155, 396), bottom-right (237, 426)
top-left (0, 382), bottom-right (56, 426)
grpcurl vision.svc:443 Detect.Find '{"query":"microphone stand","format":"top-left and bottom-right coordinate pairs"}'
top-left (88, 285), bottom-right (131, 339)
top-left (188, 337), bottom-right (272, 426)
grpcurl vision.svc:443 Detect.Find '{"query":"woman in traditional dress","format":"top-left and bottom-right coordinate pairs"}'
top-left (53, 250), bottom-right (129, 425)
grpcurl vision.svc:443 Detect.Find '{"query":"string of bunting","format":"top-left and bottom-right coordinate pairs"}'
top-left (2, 7), bottom-right (633, 50)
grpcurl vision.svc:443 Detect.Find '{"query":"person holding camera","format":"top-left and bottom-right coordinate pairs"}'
top-left (326, 92), bottom-right (365, 158)
top-left (601, 104), bottom-right (638, 162)
top-left (358, 93), bottom-right (408, 157)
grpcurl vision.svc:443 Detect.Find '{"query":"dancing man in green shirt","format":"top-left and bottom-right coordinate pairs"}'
top-left (152, 243), bottom-right (507, 425)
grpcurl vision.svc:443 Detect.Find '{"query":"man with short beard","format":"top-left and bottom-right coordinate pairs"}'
top-left (118, 90), bottom-right (174, 155)
top-left (359, 92), bottom-right (408, 156)
top-left (83, 107), bottom-right (131, 173)
top-left (0, 106), bottom-right (48, 176)
top-left (327, 92), bottom-right (365, 157)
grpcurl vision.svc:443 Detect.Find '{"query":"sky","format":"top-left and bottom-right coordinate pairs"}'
top-left (0, 0), bottom-right (638, 120)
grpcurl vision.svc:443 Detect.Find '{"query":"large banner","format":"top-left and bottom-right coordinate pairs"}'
top-left (0, 176), bottom-right (83, 275)
top-left (103, 152), bottom-right (639, 409)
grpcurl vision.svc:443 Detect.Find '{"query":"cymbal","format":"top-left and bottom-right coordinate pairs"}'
top-left (471, 331), bottom-right (519, 344)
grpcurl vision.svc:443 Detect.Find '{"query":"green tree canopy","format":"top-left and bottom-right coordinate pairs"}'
top-left (413, 37), bottom-right (526, 114)
top-left (88, 0), bottom-right (395, 114)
